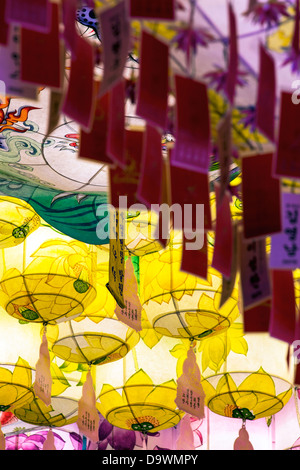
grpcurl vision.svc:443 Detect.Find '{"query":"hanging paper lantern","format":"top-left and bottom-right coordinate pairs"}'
top-left (0, 309), bottom-right (83, 427)
top-left (201, 406), bottom-right (273, 450)
top-left (140, 242), bottom-right (239, 340)
top-left (273, 390), bottom-right (300, 450)
top-left (96, 337), bottom-right (185, 433)
top-left (0, 309), bottom-right (42, 412)
top-left (200, 333), bottom-right (293, 421)
top-left (0, 196), bottom-right (40, 248)
top-left (12, 392), bottom-right (80, 428)
top-left (125, 210), bottom-right (164, 256)
top-left (48, 246), bottom-right (140, 365)
top-left (12, 388), bottom-right (80, 428)
top-left (0, 226), bottom-right (97, 324)
top-left (200, 388), bottom-right (300, 450)
top-left (11, 348), bottom-right (84, 428)
top-left (49, 314), bottom-right (140, 366)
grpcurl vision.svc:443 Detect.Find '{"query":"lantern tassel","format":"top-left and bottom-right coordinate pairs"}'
top-left (233, 421), bottom-right (254, 450)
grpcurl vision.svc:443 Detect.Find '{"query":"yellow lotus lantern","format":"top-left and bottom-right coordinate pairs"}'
top-left (125, 209), bottom-right (164, 256)
top-left (0, 226), bottom-right (97, 324)
top-left (12, 379), bottom-right (80, 428)
top-left (200, 332), bottom-right (293, 421)
top-left (49, 247), bottom-right (140, 366)
top-left (96, 337), bottom-right (185, 433)
top-left (50, 315), bottom-right (140, 366)
top-left (0, 309), bottom-right (41, 412)
top-left (139, 241), bottom-right (239, 341)
top-left (13, 396), bottom-right (79, 428)
top-left (11, 361), bottom-right (83, 428)
top-left (0, 196), bottom-right (40, 248)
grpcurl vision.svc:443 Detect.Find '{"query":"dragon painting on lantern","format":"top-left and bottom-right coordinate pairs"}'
top-left (1, 0), bottom-right (295, 246)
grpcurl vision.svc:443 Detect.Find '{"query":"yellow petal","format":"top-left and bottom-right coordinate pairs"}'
top-left (123, 369), bottom-right (154, 404)
top-left (97, 384), bottom-right (124, 415)
top-left (12, 357), bottom-right (32, 388)
top-left (238, 368), bottom-right (276, 397)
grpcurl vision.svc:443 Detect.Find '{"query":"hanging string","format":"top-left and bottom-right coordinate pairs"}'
top-left (141, 432), bottom-right (148, 450)
top-left (132, 347), bottom-right (139, 373)
top-left (123, 354), bottom-right (127, 385)
top-left (271, 414), bottom-right (276, 450)
top-left (1, 248), bottom-right (5, 273)
top-left (294, 387), bottom-right (300, 429)
top-left (206, 407), bottom-right (210, 450)
top-left (183, 0), bottom-right (196, 79)
top-left (43, 322), bottom-right (48, 335)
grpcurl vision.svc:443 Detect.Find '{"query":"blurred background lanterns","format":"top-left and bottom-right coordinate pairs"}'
top-left (125, 210), bottom-right (164, 257)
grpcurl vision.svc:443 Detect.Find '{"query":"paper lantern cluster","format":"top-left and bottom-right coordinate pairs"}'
top-left (0, 0), bottom-right (300, 452)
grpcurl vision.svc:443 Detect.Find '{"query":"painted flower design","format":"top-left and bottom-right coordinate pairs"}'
top-left (98, 418), bottom-right (136, 450)
top-left (141, 248), bottom-right (201, 305)
top-left (282, 46), bottom-right (300, 73)
top-left (170, 26), bottom-right (214, 66)
top-left (244, 1), bottom-right (290, 27)
top-left (204, 66), bottom-right (248, 94)
top-left (201, 368), bottom-right (292, 420)
top-left (97, 369), bottom-right (184, 433)
top-left (5, 431), bottom-right (66, 450)
top-left (239, 106), bottom-right (257, 133)
top-left (198, 321), bottom-right (248, 374)
top-left (178, 287), bottom-right (240, 340)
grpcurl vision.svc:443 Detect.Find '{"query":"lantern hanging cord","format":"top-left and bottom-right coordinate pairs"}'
top-left (294, 387), bottom-right (300, 429)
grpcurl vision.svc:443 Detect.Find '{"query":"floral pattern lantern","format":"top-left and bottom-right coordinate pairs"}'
top-left (0, 226), bottom-right (97, 325)
top-left (200, 332), bottom-right (293, 422)
top-left (140, 242), bottom-right (239, 341)
top-left (50, 315), bottom-right (140, 366)
top-left (125, 210), bottom-right (164, 256)
top-left (0, 197), bottom-right (40, 249)
top-left (49, 260), bottom-right (140, 365)
top-left (12, 394), bottom-right (79, 429)
top-left (11, 356), bottom-right (84, 429)
top-left (0, 310), bottom-right (42, 413)
top-left (96, 337), bottom-right (185, 433)
top-left (0, 0), bottom-right (300, 451)
top-left (48, 245), bottom-right (140, 366)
